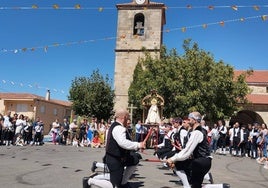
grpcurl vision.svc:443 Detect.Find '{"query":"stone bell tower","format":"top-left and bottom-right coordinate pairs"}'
top-left (114, 0), bottom-right (166, 110)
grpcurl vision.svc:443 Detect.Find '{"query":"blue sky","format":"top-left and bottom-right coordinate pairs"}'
top-left (0, 0), bottom-right (267, 101)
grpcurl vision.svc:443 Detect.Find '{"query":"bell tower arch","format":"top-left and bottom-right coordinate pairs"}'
top-left (114, 0), bottom-right (166, 110)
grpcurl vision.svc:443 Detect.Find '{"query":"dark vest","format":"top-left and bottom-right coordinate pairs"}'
top-left (193, 126), bottom-right (210, 159)
top-left (106, 122), bottom-right (131, 158)
top-left (233, 127), bottom-right (241, 138)
top-left (219, 126), bottom-right (226, 138)
top-left (174, 126), bottom-right (189, 149)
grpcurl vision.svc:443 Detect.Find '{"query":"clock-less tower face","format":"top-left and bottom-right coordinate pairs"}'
top-left (135, 0), bottom-right (146, 5)
top-left (114, 1), bottom-right (166, 110)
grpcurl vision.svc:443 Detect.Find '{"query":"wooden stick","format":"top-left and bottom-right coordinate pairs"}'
top-left (141, 127), bottom-right (154, 153)
top-left (143, 127), bottom-right (154, 143)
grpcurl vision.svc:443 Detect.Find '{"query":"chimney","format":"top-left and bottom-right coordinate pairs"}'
top-left (45, 90), bottom-right (50, 101)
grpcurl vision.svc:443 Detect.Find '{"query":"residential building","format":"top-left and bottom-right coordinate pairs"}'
top-left (0, 90), bottom-right (72, 134)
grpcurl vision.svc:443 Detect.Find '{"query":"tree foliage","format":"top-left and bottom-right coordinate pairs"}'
top-left (68, 69), bottom-right (115, 121)
top-left (129, 39), bottom-right (251, 122)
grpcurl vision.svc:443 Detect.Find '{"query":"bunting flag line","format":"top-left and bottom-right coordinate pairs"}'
top-left (162, 15), bottom-right (266, 33)
top-left (0, 4), bottom-right (267, 10)
top-left (1, 79), bottom-right (66, 94)
top-left (0, 14), bottom-right (266, 55)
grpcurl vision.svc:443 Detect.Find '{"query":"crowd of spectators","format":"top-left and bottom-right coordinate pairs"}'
top-left (0, 111), bottom-right (45, 146)
top-left (0, 111), bottom-right (112, 148)
top-left (1, 111), bottom-right (267, 170)
top-left (205, 121), bottom-right (268, 169)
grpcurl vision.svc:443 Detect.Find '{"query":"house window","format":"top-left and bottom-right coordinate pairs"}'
top-left (133, 13), bottom-right (145, 36)
top-left (16, 104), bottom-right (28, 112)
top-left (53, 108), bottom-right (58, 116)
top-left (40, 105), bottom-right (46, 114)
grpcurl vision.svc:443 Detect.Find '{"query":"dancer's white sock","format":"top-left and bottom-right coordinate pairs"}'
top-left (88, 178), bottom-right (113, 188)
top-left (175, 170), bottom-right (191, 188)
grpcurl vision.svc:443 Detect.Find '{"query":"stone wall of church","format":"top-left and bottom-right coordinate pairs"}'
top-left (114, 51), bottom-right (160, 110)
top-left (116, 9), bottom-right (163, 50)
top-left (114, 7), bottom-right (164, 110)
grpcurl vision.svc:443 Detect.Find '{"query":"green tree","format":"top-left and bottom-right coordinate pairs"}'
top-left (129, 39), bottom-right (251, 122)
top-left (68, 69), bottom-right (115, 121)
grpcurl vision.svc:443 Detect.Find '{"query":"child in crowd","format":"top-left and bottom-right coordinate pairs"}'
top-left (91, 132), bottom-right (102, 148)
top-left (72, 135), bottom-right (79, 147)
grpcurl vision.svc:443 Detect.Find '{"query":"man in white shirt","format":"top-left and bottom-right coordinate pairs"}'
top-left (167, 111), bottom-right (212, 188)
top-left (87, 109), bottom-right (145, 188)
top-left (230, 122), bottom-right (244, 156)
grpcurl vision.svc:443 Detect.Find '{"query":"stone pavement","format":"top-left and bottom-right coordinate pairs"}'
top-left (0, 144), bottom-right (268, 188)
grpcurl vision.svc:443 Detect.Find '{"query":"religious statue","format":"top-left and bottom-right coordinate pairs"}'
top-left (145, 98), bottom-right (161, 124)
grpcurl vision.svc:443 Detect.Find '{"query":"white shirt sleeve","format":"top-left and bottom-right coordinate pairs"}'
top-left (219, 126), bottom-right (227, 134)
top-left (229, 128), bottom-right (234, 141)
top-left (240, 129), bottom-right (244, 142)
top-left (180, 129), bottom-right (188, 146)
top-left (170, 130), bottom-right (203, 162)
top-left (112, 125), bottom-right (140, 150)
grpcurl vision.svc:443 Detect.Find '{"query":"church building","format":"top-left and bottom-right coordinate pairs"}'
top-left (113, 1), bottom-right (268, 125)
top-left (114, 0), bottom-right (166, 110)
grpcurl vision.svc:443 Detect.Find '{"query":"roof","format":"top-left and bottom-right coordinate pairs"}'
top-left (234, 70), bottom-right (268, 105)
top-left (246, 94), bottom-right (268, 105)
top-left (0, 93), bottom-right (72, 107)
top-left (116, 1), bottom-right (166, 10)
top-left (234, 70), bottom-right (268, 84)
top-left (117, 1), bottom-right (165, 6)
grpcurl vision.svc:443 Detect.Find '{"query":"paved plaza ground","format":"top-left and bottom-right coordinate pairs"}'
top-left (0, 144), bottom-right (268, 188)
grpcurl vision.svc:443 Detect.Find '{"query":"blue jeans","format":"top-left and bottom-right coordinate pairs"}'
top-left (210, 138), bottom-right (218, 153)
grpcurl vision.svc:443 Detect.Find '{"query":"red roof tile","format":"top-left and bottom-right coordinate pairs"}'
top-left (246, 94), bottom-right (268, 104)
top-left (0, 93), bottom-right (41, 99)
top-left (234, 70), bottom-right (268, 83)
top-left (0, 93), bottom-right (71, 107)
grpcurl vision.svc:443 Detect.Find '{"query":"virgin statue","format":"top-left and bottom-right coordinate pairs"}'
top-left (145, 98), bottom-right (161, 124)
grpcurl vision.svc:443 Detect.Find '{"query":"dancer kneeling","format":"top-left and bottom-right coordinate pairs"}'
top-left (166, 112), bottom-right (230, 188)
top-left (86, 109), bottom-right (145, 188)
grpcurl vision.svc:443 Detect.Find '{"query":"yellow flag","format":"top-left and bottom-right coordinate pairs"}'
top-left (231, 5), bottom-right (238, 11)
top-left (75, 4), bottom-right (81, 9)
top-left (261, 15), bottom-right (267, 21)
top-left (208, 5), bottom-right (214, 10)
top-left (53, 4), bottom-right (59, 9)
top-left (253, 5), bottom-right (260, 11)
top-left (32, 5), bottom-right (38, 9)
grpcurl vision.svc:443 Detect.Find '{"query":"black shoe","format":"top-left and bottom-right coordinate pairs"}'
top-left (82, 177), bottom-right (91, 188)
top-left (91, 161), bottom-right (97, 172)
top-left (175, 180), bottom-right (183, 185)
top-left (223, 183), bottom-right (231, 188)
top-left (208, 172), bottom-right (214, 184)
top-left (121, 182), bottom-right (132, 188)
